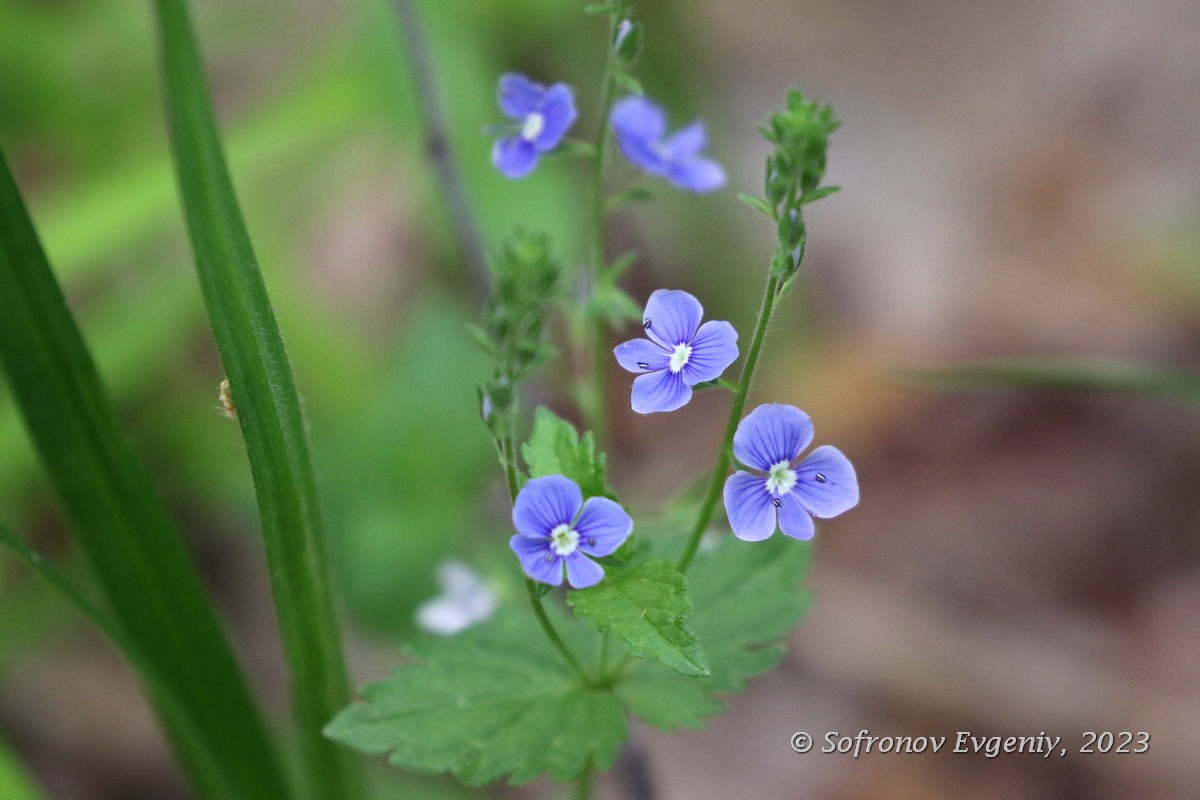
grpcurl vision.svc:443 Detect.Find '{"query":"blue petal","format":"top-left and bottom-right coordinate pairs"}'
top-left (631, 369), bottom-right (691, 413)
top-left (613, 337), bottom-right (670, 374)
top-left (732, 404), bottom-right (813, 472)
top-left (776, 492), bottom-right (815, 540)
top-left (666, 156), bottom-right (726, 193)
top-left (723, 471), bottom-right (777, 541)
top-left (492, 137), bottom-right (540, 179)
top-left (533, 84), bottom-right (577, 151)
top-left (642, 289), bottom-right (703, 349)
top-left (512, 475), bottom-right (582, 538)
top-left (793, 445), bottom-right (859, 518)
top-left (680, 320), bottom-right (738, 384)
top-left (510, 535), bottom-right (563, 585)
top-left (665, 121), bottom-right (706, 158)
top-left (611, 95), bottom-right (668, 174)
top-left (498, 73), bottom-right (545, 119)
top-left (574, 497), bottom-right (633, 557)
top-left (564, 552), bottom-right (605, 589)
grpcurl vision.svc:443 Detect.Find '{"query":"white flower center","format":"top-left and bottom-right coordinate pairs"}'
top-left (549, 523), bottom-right (580, 556)
top-left (522, 112), bottom-right (545, 141)
top-left (669, 342), bottom-right (692, 373)
top-left (766, 460), bottom-right (797, 496)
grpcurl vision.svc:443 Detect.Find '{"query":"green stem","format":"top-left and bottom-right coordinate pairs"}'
top-left (579, 14), bottom-right (621, 447)
top-left (527, 580), bottom-right (592, 683)
top-left (575, 761), bottom-right (595, 800)
top-left (678, 272), bottom-right (781, 572)
top-left (496, 417), bottom-right (591, 685)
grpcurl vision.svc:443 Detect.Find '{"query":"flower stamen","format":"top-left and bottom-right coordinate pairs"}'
top-left (548, 523), bottom-right (580, 556)
top-left (766, 460), bottom-right (797, 495)
top-left (521, 112), bottom-right (545, 141)
top-left (669, 342), bottom-right (692, 373)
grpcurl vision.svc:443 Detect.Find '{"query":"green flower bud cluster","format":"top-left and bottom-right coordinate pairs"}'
top-left (472, 230), bottom-right (560, 434)
top-left (759, 90), bottom-right (839, 280)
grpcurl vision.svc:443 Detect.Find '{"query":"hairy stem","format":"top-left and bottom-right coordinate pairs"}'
top-left (579, 14), bottom-right (621, 447)
top-left (677, 272), bottom-right (781, 572)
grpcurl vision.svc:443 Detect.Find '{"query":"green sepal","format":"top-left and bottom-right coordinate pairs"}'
top-left (569, 560), bottom-right (710, 678)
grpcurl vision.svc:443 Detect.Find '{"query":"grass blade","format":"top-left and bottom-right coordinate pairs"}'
top-left (0, 151), bottom-right (292, 799)
top-left (901, 357), bottom-right (1200, 403)
top-left (0, 732), bottom-right (46, 800)
top-left (151, 2), bottom-right (360, 797)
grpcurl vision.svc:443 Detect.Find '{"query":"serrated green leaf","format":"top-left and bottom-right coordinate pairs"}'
top-left (615, 535), bottom-right (810, 729)
top-left (522, 406), bottom-right (611, 498)
top-left (737, 193), bottom-right (776, 218)
top-left (569, 560), bottom-right (709, 677)
top-left (326, 609), bottom-right (627, 784)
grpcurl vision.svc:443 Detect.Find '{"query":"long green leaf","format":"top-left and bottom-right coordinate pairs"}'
top-left (151, 2), bottom-right (359, 798)
top-left (0, 151), bottom-right (292, 799)
top-left (0, 731), bottom-right (45, 800)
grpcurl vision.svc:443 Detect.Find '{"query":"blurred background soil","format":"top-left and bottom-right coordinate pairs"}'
top-left (1, 1), bottom-right (1199, 798)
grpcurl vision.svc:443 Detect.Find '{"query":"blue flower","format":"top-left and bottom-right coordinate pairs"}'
top-left (491, 73), bottom-right (577, 179)
top-left (610, 95), bottom-right (725, 192)
top-left (613, 289), bottom-right (739, 413)
top-left (723, 404), bottom-right (858, 541)
top-left (510, 475), bottom-right (632, 589)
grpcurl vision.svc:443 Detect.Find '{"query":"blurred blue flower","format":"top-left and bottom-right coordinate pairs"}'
top-left (723, 404), bottom-right (858, 541)
top-left (614, 289), bottom-right (738, 413)
top-left (491, 73), bottom-right (577, 179)
top-left (509, 476), bottom-right (632, 589)
top-left (610, 96), bottom-right (725, 192)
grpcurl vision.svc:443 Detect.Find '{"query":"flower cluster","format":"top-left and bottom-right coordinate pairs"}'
top-left (487, 63), bottom-right (855, 590)
top-left (490, 74), bottom-right (723, 192)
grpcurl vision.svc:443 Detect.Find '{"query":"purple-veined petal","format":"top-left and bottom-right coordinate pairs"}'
top-left (533, 84), bottom-right (577, 151)
top-left (574, 497), bottom-right (633, 557)
top-left (679, 319), bottom-right (738, 384)
top-left (611, 95), bottom-right (668, 174)
top-left (492, 137), bottom-right (540, 179)
top-left (642, 289), bottom-right (703, 349)
top-left (564, 552), bottom-right (605, 589)
top-left (775, 492), bottom-right (815, 540)
top-left (665, 156), bottom-right (726, 193)
top-left (723, 471), bottom-right (777, 541)
top-left (732, 403), bottom-right (814, 472)
top-left (498, 73), bottom-right (545, 119)
top-left (793, 445), bottom-right (859, 518)
top-left (631, 369), bottom-right (691, 414)
top-left (509, 535), bottom-right (563, 585)
top-left (512, 475), bottom-right (582, 538)
top-left (665, 121), bottom-right (706, 158)
top-left (613, 337), bottom-right (670, 374)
